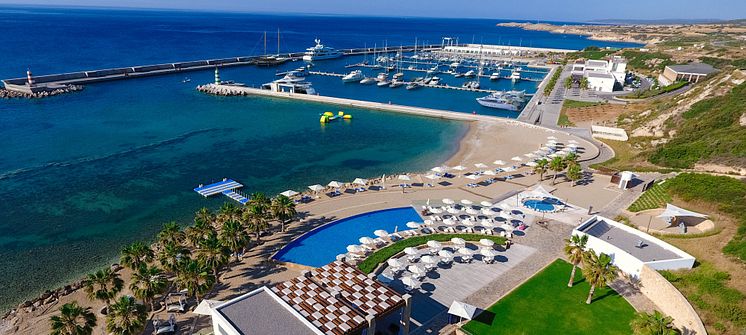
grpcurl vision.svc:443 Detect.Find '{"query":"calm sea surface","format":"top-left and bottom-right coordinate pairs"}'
top-left (0, 6), bottom-right (640, 309)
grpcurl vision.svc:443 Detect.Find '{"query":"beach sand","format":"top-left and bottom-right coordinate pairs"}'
top-left (1, 116), bottom-right (604, 335)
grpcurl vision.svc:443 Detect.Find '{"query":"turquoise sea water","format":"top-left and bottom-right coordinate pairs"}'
top-left (0, 6), bottom-right (641, 310)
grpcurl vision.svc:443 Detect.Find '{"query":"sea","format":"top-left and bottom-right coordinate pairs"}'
top-left (0, 6), bottom-right (641, 310)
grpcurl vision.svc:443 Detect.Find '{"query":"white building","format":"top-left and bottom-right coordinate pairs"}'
top-left (572, 216), bottom-right (695, 277)
top-left (572, 56), bottom-right (627, 92)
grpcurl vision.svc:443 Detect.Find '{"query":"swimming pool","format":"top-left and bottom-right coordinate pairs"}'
top-left (273, 207), bottom-right (423, 267)
top-left (522, 198), bottom-right (562, 212)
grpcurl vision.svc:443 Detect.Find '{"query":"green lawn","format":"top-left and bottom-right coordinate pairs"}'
top-left (462, 259), bottom-right (636, 335)
top-left (628, 181), bottom-right (672, 212)
top-left (563, 99), bottom-right (605, 109)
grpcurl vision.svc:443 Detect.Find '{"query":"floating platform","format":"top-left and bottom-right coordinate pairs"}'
top-left (194, 178), bottom-right (248, 204)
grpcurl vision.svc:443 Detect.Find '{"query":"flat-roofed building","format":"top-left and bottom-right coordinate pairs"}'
top-left (573, 56), bottom-right (627, 92)
top-left (586, 72), bottom-right (617, 92)
top-left (572, 216), bottom-right (695, 277)
top-left (658, 63), bottom-right (716, 86)
top-left (209, 261), bottom-right (412, 335)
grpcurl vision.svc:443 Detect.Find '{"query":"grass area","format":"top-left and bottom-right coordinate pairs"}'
top-left (627, 181), bottom-right (672, 212)
top-left (356, 234), bottom-right (506, 274)
top-left (649, 82), bottom-right (746, 169)
top-left (665, 173), bottom-right (746, 263)
top-left (543, 66), bottom-right (562, 95)
top-left (567, 47), bottom-right (617, 60)
top-left (623, 81), bottom-right (688, 99)
top-left (563, 99), bottom-right (604, 109)
top-left (557, 110), bottom-right (575, 127)
top-left (462, 259), bottom-right (635, 335)
top-left (661, 262), bottom-right (746, 334)
top-left (621, 50), bottom-right (674, 72)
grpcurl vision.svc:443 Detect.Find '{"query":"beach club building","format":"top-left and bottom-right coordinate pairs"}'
top-left (208, 261), bottom-right (412, 335)
top-left (571, 56), bottom-right (628, 92)
top-left (572, 216), bottom-right (695, 277)
top-left (657, 63), bottom-right (717, 86)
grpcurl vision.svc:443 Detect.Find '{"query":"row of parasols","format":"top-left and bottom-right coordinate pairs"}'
top-left (276, 136), bottom-right (580, 198)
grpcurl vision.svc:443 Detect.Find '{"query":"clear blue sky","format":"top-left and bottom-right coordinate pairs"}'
top-left (1, 0), bottom-right (744, 21)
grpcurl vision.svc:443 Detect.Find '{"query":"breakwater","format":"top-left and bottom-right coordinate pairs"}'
top-left (1, 44), bottom-right (443, 97)
top-left (0, 85), bottom-right (83, 98)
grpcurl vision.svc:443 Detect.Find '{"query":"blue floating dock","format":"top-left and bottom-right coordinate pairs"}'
top-left (194, 178), bottom-right (248, 205)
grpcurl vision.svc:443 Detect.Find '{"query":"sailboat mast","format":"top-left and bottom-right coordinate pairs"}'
top-left (277, 29), bottom-right (280, 55)
top-left (263, 31), bottom-right (267, 55)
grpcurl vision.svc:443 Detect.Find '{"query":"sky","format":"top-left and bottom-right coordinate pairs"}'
top-left (0, 0), bottom-right (744, 21)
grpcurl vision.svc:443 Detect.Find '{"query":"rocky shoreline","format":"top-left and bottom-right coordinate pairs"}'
top-left (497, 22), bottom-right (652, 45)
top-left (0, 85), bottom-right (84, 99)
top-left (196, 83), bottom-right (253, 96)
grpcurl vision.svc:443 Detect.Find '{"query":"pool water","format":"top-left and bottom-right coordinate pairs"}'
top-left (522, 199), bottom-right (560, 212)
top-left (273, 207), bottom-right (422, 267)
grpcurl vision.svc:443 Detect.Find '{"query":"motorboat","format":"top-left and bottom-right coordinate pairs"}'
top-left (454, 73), bottom-right (464, 78)
top-left (342, 70), bottom-right (364, 83)
top-left (393, 72), bottom-right (404, 80)
top-left (489, 72), bottom-right (500, 80)
top-left (426, 65), bottom-right (439, 75)
top-left (429, 76), bottom-right (441, 85)
top-left (476, 90), bottom-right (526, 111)
top-left (360, 77), bottom-right (377, 85)
top-left (510, 70), bottom-right (521, 82)
top-left (261, 73), bottom-right (317, 95)
top-left (376, 73), bottom-right (389, 82)
top-left (389, 79), bottom-right (404, 88)
top-left (302, 39), bottom-right (343, 61)
top-left (464, 70), bottom-right (476, 77)
top-left (377, 79), bottom-right (391, 87)
top-left (406, 81), bottom-right (422, 90)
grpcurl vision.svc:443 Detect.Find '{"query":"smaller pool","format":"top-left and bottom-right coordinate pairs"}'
top-left (523, 198), bottom-right (562, 212)
top-left (273, 207), bottom-right (423, 267)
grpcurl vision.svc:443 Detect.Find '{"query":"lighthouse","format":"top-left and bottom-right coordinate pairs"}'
top-left (26, 69), bottom-right (34, 86)
top-left (214, 67), bottom-right (221, 85)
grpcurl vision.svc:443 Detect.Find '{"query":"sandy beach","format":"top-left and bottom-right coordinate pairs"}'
top-left (1, 114), bottom-right (604, 335)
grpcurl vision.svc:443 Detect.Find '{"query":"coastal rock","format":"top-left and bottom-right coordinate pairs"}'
top-left (111, 263), bottom-right (123, 272)
top-left (17, 301), bottom-right (31, 309)
top-left (0, 85), bottom-right (83, 99)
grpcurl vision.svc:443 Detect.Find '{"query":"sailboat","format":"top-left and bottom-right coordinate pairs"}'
top-left (255, 29), bottom-right (289, 67)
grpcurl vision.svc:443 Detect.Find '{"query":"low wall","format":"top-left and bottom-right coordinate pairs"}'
top-left (639, 265), bottom-right (707, 335)
top-left (591, 125), bottom-right (629, 141)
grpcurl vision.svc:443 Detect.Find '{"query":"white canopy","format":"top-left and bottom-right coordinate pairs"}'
top-left (402, 276), bottom-right (420, 289)
top-left (438, 250), bottom-right (454, 258)
top-left (404, 247), bottom-right (419, 255)
top-left (480, 201), bottom-right (493, 207)
top-left (352, 178), bottom-right (368, 185)
top-left (347, 245), bottom-right (363, 253)
top-left (424, 174), bottom-right (440, 180)
top-left (374, 229), bottom-right (389, 237)
top-left (474, 163), bottom-right (488, 169)
top-left (308, 184), bottom-right (324, 192)
top-left (387, 258), bottom-right (403, 268)
top-left (408, 264), bottom-right (426, 276)
top-left (452, 165), bottom-right (466, 171)
top-left (421, 255), bottom-right (438, 264)
top-left (406, 221), bottom-right (421, 229)
top-left (451, 237), bottom-right (466, 245)
top-left (479, 239), bottom-right (495, 247)
top-left (431, 166), bottom-right (447, 173)
top-left (523, 184), bottom-right (556, 199)
top-left (442, 198), bottom-right (455, 205)
top-left (279, 190), bottom-right (298, 197)
top-left (427, 240), bottom-right (442, 248)
top-left (511, 156), bottom-right (522, 161)
top-left (398, 175), bottom-right (411, 181)
top-left (193, 299), bottom-right (222, 315)
top-left (465, 174), bottom-right (479, 180)
top-left (483, 170), bottom-right (497, 176)
top-left (327, 181), bottom-right (343, 188)
top-left (525, 161), bottom-right (538, 167)
top-left (359, 237), bottom-right (376, 244)
top-left (493, 160), bottom-right (506, 166)
top-left (657, 203), bottom-right (708, 220)
top-left (480, 248), bottom-right (499, 257)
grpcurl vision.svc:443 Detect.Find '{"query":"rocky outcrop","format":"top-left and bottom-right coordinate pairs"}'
top-left (0, 85), bottom-right (83, 99)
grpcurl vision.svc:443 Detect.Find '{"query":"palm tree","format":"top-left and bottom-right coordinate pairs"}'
top-left (83, 268), bottom-right (123, 310)
top-left (195, 207), bottom-right (214, 226)
top-left (220, 220), bottom-right (249, 262)
top-left (215, 202), bottom-right (241, 227)
top-left (564, 234), bottom-right (588, 287)
top-left (174, 259), bottom-right (215, 302)
top-left (185, 219), bottom-right (216, 249)
top-left (49, 301), bottom-right (97, 335)
top-left (130, 265), bottom-right (168, 311)
top-left (158, 242), bottom-right (191, 273)
top-left (566, 164), bottom-right (583, 186)
top-left (105, 296), bottom-right (147, 335)
top-left (197, 234), bottom-right (230, 282)
top-left (581, 250), bottom-right (619, 304)
top-left (244, 204), bottom-right (269, 241)
top-left (549, 156), bottom-right (567, 185)
top-left (156, 221), bottom-right (183, 248)
top-left (564, 152), bottom-right (579, 167)
top-left (534, 158), bottom-right (549, 181)
top-left (271, 195), bottom-right (297, 232)
top-left (630, 310), bottom-right (680, 335)
top-left (248, 192), bottom-right (271, 213)
top-left (119, 241), bottom-right (154, 271)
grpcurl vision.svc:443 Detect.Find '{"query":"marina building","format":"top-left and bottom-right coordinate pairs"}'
top-left (657, 63), bottom-right (717, 86)
top-left (442, 43), bottom-right (576, 59)
top-left (572, 216), bottom-right (695, 277)
top-left (208, 261), bottom-right (412, 335)
top-left (571, 56), bottom-right (627, 92)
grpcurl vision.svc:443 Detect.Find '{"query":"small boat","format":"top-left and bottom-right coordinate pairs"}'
top-left (454, 73), bottom-right (464, 78)
top-left (393, 73), bottom-right (404, 80)
top-left (510, 70), bottom-right (521, 82)
top-left (376, 73), bottom-right (389, 81)
top-left (377, 80), bottom-right (391, 87)
top-left (429, 76), bottom-right (441, 85)
top-left (182, 77), bottom-right (191, 83)
top-left (406, 81), bottom-right (422, 90)
top-left (342, 70), bottom-right (364, 83)
top-left (360, 77), bottom-right (377, 85)
top-left (489, 72), bottom-right (500, 80)
top-left (464, 70), bottom-right (476, 77)
top-left (389, 80), bottom-right (404, 88)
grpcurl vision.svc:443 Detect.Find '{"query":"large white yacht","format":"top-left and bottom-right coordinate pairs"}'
top-left (302, 39), bottom-right (343, 61)
top-left (476, 90), bottom-right (526, 111)
top-left (261, 73), bottom-right (317, 95)
top-left (341, 70), bottom-right (364, 83)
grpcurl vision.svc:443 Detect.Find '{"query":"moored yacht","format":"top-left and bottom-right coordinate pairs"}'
top-left (302, 39), bottom-right (343, 61)
top-left (489, 72), bottom-right (500, 80)
top-left (359, 77), bottom-right (377, 85)
top-left (464, 70), bottom-right (476, 77)
top-left (261, 73), bottom-right (317, 95)
top-left (476, 90), bottom-right (526, 111)
top-left (342, 70), bottom-right (364, 83)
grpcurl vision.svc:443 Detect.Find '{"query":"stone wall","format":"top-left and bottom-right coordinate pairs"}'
top-left (639, 265), bottom-right (707, 335)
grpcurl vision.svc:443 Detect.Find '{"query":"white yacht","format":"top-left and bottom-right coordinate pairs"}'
top-left (393, 72), bottom-right (404, 80)
top-left (302, 39), bottom-right (343, 61)
top-left (429, 76), bottom-right (441, 85)
top-left (476, 90), bottom-right (526, 111)
top-left (261, 74), bottom-right (316, 95)
top-left (510, 70), bottom-right (521, 82)
top-left (489, 72), bottom-right (500, 80)
top-left (464, 70), bottom-right (476, 77)
top-left (389, 79), bottom-right (404, 88)
top-left (359, 77), bottom-right (377, 85)
top-left (342, 70), bottom-right (364, 83)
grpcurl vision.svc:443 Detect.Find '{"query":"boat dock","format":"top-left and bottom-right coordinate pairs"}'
top-left (194, 178), bottom-right (249, 205)
top-left (307, 71), bottom-right (503, 93)
top-left (1, 44), bottom-right (445, 95)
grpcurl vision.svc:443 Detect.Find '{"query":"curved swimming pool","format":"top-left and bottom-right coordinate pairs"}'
top-left (273, 207), bottom-right (423, 267)
top-left (522, 198), bottom-right (562, 212)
